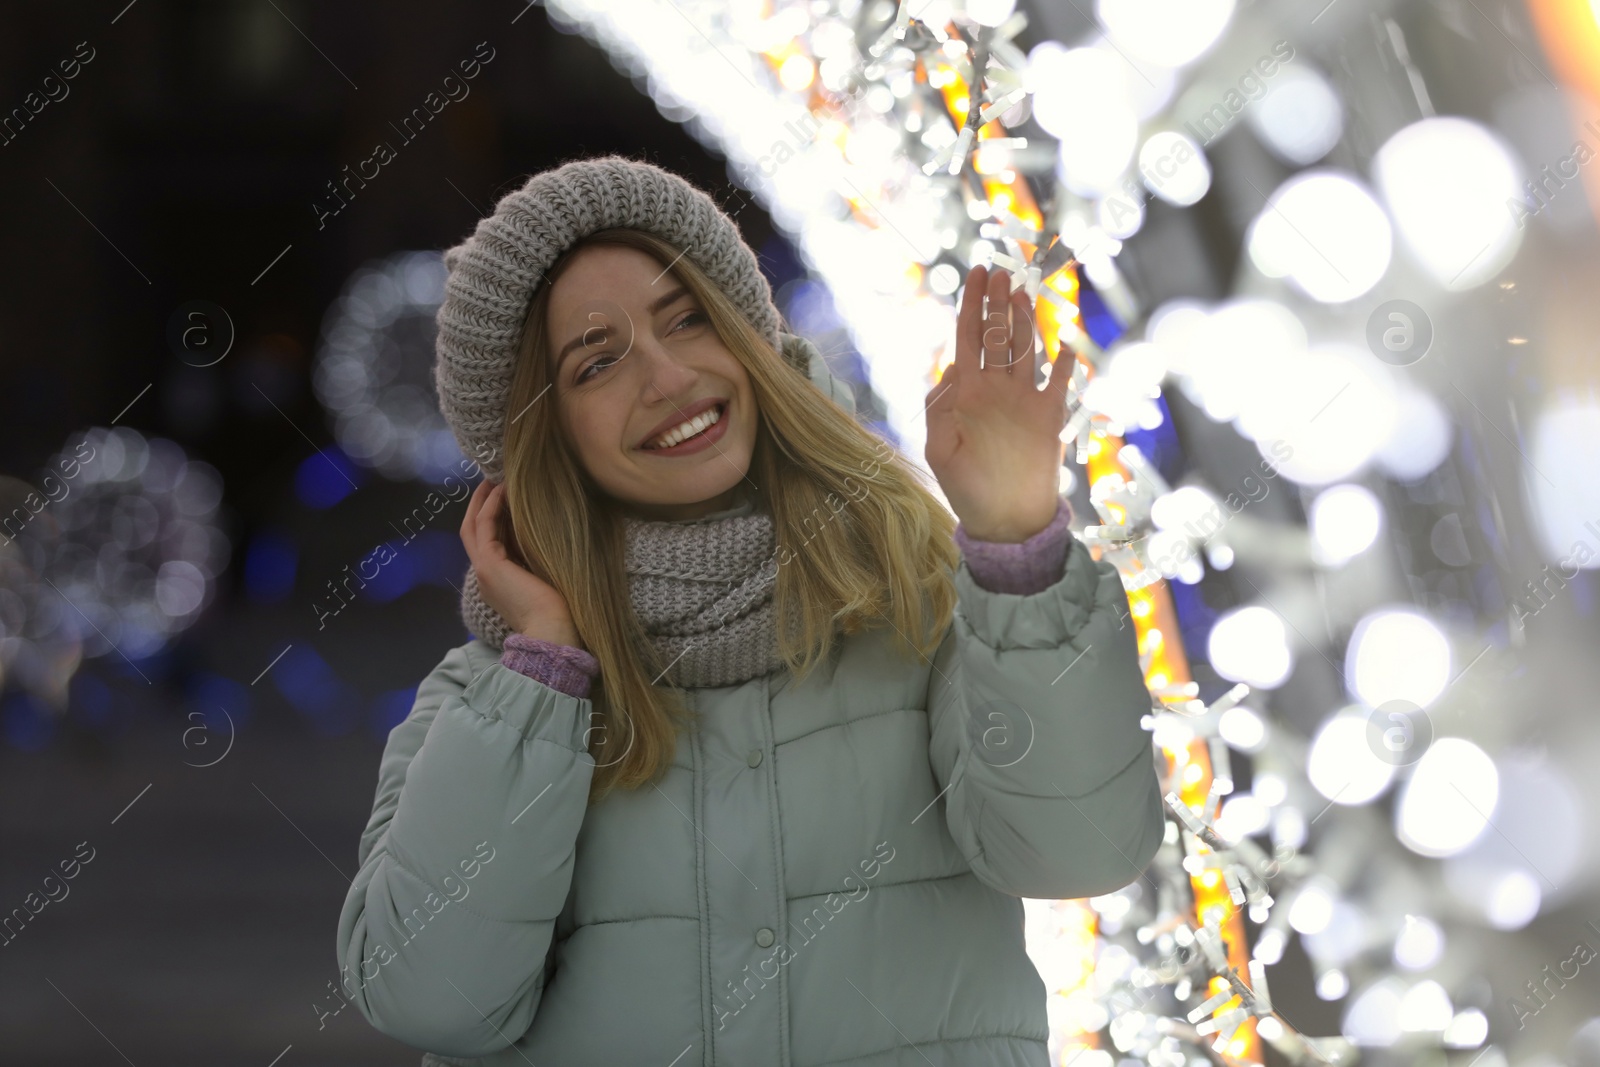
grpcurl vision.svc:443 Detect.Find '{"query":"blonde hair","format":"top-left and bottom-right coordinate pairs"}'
top-left (499, 228), bottom-right (959, 804)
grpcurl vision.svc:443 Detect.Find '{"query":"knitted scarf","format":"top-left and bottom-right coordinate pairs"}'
top-left (462, 491), bottom-right (791, 689)
top-left (622, 500), bottom-right (791, 689)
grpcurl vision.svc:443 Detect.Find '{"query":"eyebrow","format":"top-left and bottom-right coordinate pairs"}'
top-left (554, 286), bottom-right (693, 372)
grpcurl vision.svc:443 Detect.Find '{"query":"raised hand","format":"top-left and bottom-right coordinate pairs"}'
top-left (923, 264), bottom-right (1069, 543)
top-left (460, 480), bottom-right (585, 649)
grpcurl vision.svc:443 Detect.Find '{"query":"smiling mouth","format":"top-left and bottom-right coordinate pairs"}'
top-left (643, 399), bottom-right (732, 451)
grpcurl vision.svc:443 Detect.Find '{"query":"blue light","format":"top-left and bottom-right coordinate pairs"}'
top-left (408, 528), bottom-right (469, 589)
top-left (360, 529), bottom-right (467, 602)
top-left (2, 691), bottom-right (57, 751)
top-left (189, 671), bottom-right (253, 734)
top-left (1074, 270), bottom-right (1124, 351)
top-left (359, 539), bottom-right (416, 603)
top-left (782, 278), bottom-right (844, 336)
top-left (273, 645), bottom-right (360, 737)
top-left (245, 527), bottom-right (299, 602)
top-left (1120, 394), bottom-right (1182, 485)
top-left (294, 448), bottom-right (362, 509)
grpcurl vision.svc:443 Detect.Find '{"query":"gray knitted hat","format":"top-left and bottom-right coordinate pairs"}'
top-left (432, 153), bottom-right (856, 649)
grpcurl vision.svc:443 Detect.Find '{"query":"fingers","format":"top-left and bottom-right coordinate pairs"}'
top-left (981, 267), bottom-right (1011, 370)
top-left (460, 480), bottom-right (506, 568)
top-left (981, 267), bottom-right (1040, 375)
top-left (961, 264), bottom-right (1042, 375)
top-left (956, 264), bottom-right (986, 373)
top-left (957, 264), bottom-right (1054, 385)
top-left (461, 478), bottom-right (485, 534)
top-left (479, 482), bottom-right (509, 562)
top-left (460, 479), bottom-right (486, 564)
top-left (1044, 344), bottom-right (1074, 408)
top-left (1007, 286), bottom-right (1037, 378)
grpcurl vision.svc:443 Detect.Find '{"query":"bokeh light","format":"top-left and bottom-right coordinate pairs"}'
top-left (1247, 172), bottom-right (1393, 303)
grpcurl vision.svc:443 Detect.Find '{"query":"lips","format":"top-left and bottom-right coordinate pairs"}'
top-left (636, 397), bottom-right (727, 450)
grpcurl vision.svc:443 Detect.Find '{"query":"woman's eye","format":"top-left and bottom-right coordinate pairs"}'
top-left (575, 313), bottom-right (703, 382)
top-left (576, 354), bottom-right (620, 383)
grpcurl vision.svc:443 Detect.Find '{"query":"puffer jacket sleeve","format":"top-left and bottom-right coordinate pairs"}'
top-left (925, 537), bottom-right (1165, 901)
top-left (336, 640), bottom-right (595, 1056)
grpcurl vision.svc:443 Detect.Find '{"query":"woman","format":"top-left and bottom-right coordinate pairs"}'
top-left (336, 154), bottom-right (1164, 1066)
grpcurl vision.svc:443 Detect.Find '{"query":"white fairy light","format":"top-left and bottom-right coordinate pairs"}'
top-left (313, 250), bottom-right (459, 482)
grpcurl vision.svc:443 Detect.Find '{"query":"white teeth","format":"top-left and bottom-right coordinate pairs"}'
top-left (645, 405), bottom-right (721, 449)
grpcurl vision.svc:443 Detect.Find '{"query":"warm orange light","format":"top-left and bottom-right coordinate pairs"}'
top-left (1521, 0), bottom-right (1600, 231)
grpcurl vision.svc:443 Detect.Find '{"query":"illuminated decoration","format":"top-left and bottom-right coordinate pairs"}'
top-left (1095, 0), bottom-right (1236, 69)
top-left (1247, 65), bottom-right (1344, 166)
top-left (1077, 422), bottom-right (1349, 1065)
top-left (529, 0), bottom-right (1558, 1063)
top-left (1, 427), bottom-right (228, 699)
top-left (1244, 173), bottom-right (1393, 304)
top-left (1307, 485), bottom-right (1383, 567)
top-left (1372, 117), bottom-right (1524, 291)
top-left (312, 250), bottom-right (460, 482)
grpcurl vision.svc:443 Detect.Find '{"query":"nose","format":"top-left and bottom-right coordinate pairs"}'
top-left (633, 336), bottom-right (698, 403)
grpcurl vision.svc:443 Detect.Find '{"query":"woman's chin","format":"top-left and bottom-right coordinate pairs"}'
top-left (614, 478), bottom-right (749, 521)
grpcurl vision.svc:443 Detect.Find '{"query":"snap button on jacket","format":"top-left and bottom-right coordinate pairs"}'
top-left (336, 541), bottom-right (1165, 1066)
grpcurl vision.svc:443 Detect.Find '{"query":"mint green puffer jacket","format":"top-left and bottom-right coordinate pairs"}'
top-left (336, 352), bottom-right (1165, 1066)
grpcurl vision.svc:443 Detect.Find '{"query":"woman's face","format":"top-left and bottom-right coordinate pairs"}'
top-left (546, 244), bottom-right (758, 522)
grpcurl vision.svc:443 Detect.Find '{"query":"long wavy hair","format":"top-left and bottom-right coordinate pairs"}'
top-left (498, 227), bottom-right (959, 804)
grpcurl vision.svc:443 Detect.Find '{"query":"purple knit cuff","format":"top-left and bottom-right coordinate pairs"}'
top-left (953, 497), bottom-right (1075, 596)
top-left (501, 633), bottom-right (600, 699)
